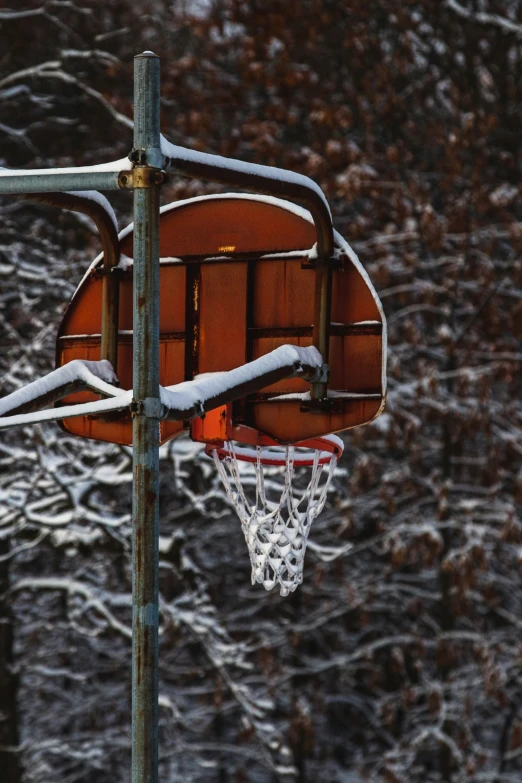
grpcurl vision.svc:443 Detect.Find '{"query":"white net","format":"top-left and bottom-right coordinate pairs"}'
top-left (211, 441), bottom-right (339, 596)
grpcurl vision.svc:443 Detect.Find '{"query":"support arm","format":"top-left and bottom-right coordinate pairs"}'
top-left (20, 191), bottom-right (121, 372)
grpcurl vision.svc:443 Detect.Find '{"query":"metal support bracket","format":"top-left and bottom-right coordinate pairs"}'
top-left (97, 264), bottom-right (125, 277)
top-left (295, 361), bottom-right (330, 384)
top-left (189, 400), bottom-right (205, 420)
top-left (119, 168), bottom-right (165, 189)
top-left (310, 363), bottom-right (330, 384)
top-left (301, 255), bottom-right (344, 271)
top-left (130, 397), bottom-right (167, 419)
top-left (300, 397), bottom-right (345, 414)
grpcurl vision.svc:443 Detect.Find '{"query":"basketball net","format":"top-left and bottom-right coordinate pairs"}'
top-left (210, 436), bottom-right (342, 596)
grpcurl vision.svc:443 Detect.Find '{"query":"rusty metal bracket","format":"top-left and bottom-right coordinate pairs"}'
top-left (300, 398), bottom-right (345, 414)
top-left (119, 167), bottom-right (165, 190)
top-left (308, 363), bottom-right (330, 384)
top-left (301, 255), bottom-right (343, 271)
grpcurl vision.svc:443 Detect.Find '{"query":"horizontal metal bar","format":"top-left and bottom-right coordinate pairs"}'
top-left (89, 248), bottom-right (312, 272)
top-left (0, 171), bottom-right (123, 194)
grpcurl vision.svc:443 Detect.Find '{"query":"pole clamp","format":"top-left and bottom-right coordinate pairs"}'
top-left (308, 363), bottom-right (330, 384)
top-left (130, 397), bottom-right (167, 419)
top-left (129, 146), bottom-right (165, 168)
top-left (118, 168), bottom-right (165, 189)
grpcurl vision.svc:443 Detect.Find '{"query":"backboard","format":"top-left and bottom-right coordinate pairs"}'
top-left (56, 194), bottom-right (386, 445)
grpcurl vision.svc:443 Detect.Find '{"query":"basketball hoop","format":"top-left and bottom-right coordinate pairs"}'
top-left (206, 430), bottom-right (343, 596)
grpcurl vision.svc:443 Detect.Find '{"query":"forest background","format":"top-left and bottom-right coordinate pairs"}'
top-left (1, 1), bottom-right (522, 782)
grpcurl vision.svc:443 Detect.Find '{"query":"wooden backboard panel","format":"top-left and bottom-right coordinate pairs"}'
top-left (56, 195), bottom-right (385, 445)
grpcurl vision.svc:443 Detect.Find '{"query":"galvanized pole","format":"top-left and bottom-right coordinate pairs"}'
top-left (131, 52), bottom-right (162, 783)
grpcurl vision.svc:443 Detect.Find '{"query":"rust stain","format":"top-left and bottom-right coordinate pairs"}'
top-left (144, 467), bottom-right (157, 507)
top-left (144, 628), bottom-right (150, 665)
top-left (136, 630), bottom-right (142, 686)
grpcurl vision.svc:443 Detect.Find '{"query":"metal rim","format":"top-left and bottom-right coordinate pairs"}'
top-left (206, 433), bottom-right (343, 467)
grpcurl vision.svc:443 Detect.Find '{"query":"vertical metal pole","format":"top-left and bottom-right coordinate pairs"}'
top-left (132, 52), bottom-right (161, 783)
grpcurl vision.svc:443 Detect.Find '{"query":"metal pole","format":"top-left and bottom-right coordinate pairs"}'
top-left (131, 52), bottom-right (161, 783)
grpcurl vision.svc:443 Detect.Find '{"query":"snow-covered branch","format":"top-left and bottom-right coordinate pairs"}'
top-left (445, 0), bottom-right (522, 37)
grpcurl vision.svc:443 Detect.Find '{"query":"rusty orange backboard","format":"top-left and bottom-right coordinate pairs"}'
top-left (56, 195), bottom-right (386, 445)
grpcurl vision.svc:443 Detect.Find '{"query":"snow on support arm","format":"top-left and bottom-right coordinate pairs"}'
top-left (0, 157), bottom-right (131, 177)
top-left (160, 136), bottom-right (334, 259)
top-left (65, 190), bottom-right (118, 231)
top-left (0, 392), bottom-right (132, 430)
top-left (160, 135), bottom-right (332, 220)
top-left (160, 345), bottom-right (323, 413)
top-left (0, 346), bottom-right (321, 429)
top-left (0, 360), bottom-right (122, 417)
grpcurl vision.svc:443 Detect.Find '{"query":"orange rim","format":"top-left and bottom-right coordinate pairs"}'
top-left (205, 432), bottom-right (343, 467)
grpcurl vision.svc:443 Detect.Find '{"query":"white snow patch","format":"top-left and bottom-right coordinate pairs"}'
top-left (370, 412), bottom-right (392, 434)
top-left (116, 253), bottom-right (133, 271)
top-left (0, 157), bottom-right (131, 176)
top-left (70, 189), bottom-right (118, 231)
top-left (0, 359), bottom-right (121, 417)
top-left (161, 345), bottom-right (322, 411)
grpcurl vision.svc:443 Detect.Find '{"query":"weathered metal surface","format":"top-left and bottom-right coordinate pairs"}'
top-left (248, 323), bottom-right (383, 339)
top-left (131, 52), bottom-right (161, 783)
top-left (56, 196), bottom-right (385, 445)
top-left (0, 171), bottom-right (122, 194)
